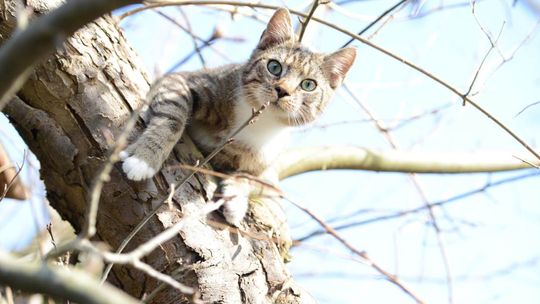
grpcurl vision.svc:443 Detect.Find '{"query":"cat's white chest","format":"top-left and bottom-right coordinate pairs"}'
top-left (232, 100), bottom-right (291, 164)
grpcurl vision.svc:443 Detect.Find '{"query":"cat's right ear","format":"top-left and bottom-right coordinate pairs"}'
top-left (257, 8), bottom-right (295, 50)
top-left (323, 47), bottom-right (357, 89)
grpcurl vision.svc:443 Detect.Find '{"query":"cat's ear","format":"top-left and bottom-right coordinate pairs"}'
top-left (257, 8), bottom-right (295, 50)
top-left (322, 47), bottom-right (357, 89)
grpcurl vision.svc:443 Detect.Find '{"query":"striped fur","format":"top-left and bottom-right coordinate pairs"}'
top-left (121, 8), bottom-right (356, 225)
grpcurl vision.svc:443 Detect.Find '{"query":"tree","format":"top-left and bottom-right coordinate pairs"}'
top-left (0, 1), bottom-right (312, 303)
top-left (1, 1), bottom-right (539, 303)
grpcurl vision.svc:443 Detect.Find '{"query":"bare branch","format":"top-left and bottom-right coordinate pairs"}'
top-left (285, 197), bottom-right (427, 304)
top-left (296, 171), bottom-right (540, 241)
top-left (0, 252), bottom-right (140, 304)
top-left (515, 101), bottom-right (540, 117)
top-left (298, 0), bottom-right (321, 42)
top-left (177, 8), bottom-right (207, 67)
top-left (406, 0), bottom-right (486, 19)
top-left (341, 0), bottom-right (409, 47)
top-left (0, 147), bottom-right (27, 201)
top-left (344, 82), bottom-right (454, 303)
top-left (277, 146), bottom-right (538, 180)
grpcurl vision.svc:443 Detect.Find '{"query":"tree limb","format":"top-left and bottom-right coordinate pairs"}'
top-left (0, 252), bottom-right (140, 304)
top-left (277, 146), bottom-right (538, 180)
top-left (0, 0), bottom-right (141, 109)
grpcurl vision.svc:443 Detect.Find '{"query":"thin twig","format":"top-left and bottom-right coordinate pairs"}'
top-left (165, 183), bottom-right (176, 210)
top-left (70, 238), bottom-right (198, 296)
top-left (344, 84), bottom-right (453, 303)
top-left (513, 155), bottom-right (540, 169)
top-left (462, 4), bottom-right (506, 104)
top-left (148, 10), bottom-right (240, 73)
top-left (366, 6), bottom-right (402, 41)
top-left (298, 0), bottom-right (321, 42)
top-left (296, 171), bottom-right (540, 241)
top-left (474, 20), bottom-right (540, 95)
top-left (170, 163), bottom-right (282, 194)
top-left (285, 196), bottom-right (427, 304)
top-left (152, 10), bottom-right (213, 71)
top-left (406, 0), bottom-right (484, 19)
top-left (471, 0), bottom-right (505, 60)
top-left (0, 151), bottom-right (26, 202)
top-left (515, 101), bottom-right (540, 117)
top-left (178, 8), bottom-right (207, 68)
top-left (296, 101), bottom-right (450, 132)
top-left (132, 259), bottom-right (195, 295)
top-left (341, 0), bottom-right (409, 47)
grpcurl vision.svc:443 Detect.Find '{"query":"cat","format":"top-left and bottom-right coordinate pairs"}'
top-left (120, 8), bottom-right (356, 226)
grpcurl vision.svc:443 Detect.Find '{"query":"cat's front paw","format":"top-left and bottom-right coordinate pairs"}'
top-left (121, 153), bottom-right (157, 181)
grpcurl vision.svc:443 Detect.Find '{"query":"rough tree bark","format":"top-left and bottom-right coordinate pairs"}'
top-left (0, 1), bottom-right (313, 303)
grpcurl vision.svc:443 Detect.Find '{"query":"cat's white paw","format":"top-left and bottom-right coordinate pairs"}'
top-left (122, 155), bottom-right (157, 181)
top-left (221, 185), bottom-right (250, 226)
top-left (119, 150), bottom-right (129, 161)
top-left (222, 196), bottom-right (249, 227)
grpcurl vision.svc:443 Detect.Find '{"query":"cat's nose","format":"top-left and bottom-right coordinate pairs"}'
top-left (275, 86), bottom-right (290, 99)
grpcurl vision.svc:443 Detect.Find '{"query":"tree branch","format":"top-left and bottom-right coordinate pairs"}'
top-left (277, 146), bottom-right (538, 180)
top-left (285, 197), bottom-right (426, 304)
top-left (0, 252), bottom-right (140, 304)
top-left (298, 0), bottom-right (321, 42)
top-left (0, 0), bottom-right (141, 109)
top-left (340, 0), bottom-right (409, 47)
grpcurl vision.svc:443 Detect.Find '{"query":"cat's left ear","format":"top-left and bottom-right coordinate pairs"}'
top-left (257, 8), bottom-right (295, 50)
top-left (322, 47), bottom-right (357, 89)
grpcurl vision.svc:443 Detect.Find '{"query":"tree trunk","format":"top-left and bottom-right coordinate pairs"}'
top-left (0, 1), bottom-right (313, 303)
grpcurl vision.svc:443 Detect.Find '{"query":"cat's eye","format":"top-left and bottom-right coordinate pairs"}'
top-left (267, 60), bottom-right (282, 76)
top-left (300, 79), bottom-right (317, 91)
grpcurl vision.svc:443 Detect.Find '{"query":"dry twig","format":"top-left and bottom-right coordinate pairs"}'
top-left (297, 171), bottom-right (539, 241)
top-left (285, 196), bottom-right (427, 304)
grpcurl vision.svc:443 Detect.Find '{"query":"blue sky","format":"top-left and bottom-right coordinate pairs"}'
top-left (1, 0), bottom-right (540, 303)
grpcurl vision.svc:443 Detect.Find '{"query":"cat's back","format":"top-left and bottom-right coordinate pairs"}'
top-left (182, 63), bottom-right (242, 98)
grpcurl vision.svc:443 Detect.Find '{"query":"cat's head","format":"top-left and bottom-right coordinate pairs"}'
top-left (241, 8), bottom-right (356, 126)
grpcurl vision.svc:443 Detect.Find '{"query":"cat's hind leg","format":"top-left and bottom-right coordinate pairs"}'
top-left (218, 177), bottom-right (252, 226)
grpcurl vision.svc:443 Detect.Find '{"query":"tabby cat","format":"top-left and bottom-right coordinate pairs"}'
top-left (120, 8), bottom-right (356, 226)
